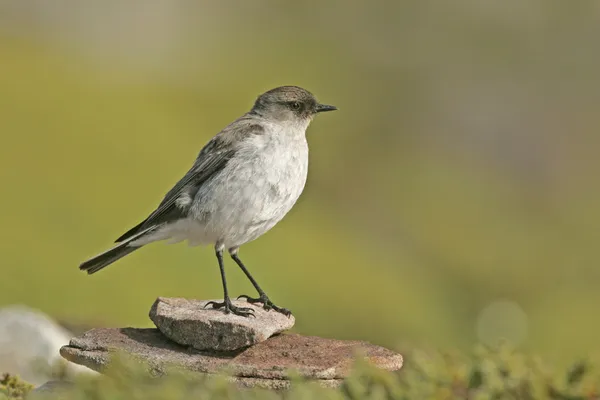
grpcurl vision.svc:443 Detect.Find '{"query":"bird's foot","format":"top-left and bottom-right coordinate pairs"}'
top-left (204, 298), bottom-right (255, 318)
top-left (237, 294), bottom-right (292, 317)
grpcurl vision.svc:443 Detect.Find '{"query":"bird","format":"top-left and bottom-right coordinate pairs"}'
top-left (79, 86), bottom-right (337, 317)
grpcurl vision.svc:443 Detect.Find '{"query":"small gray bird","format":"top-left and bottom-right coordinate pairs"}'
top-left (79, 86), bottom-right (337, 317)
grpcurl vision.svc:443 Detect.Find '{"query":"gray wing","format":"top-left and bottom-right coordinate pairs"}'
top-left (114, 136), bottom-right (235, 242)
top-left (114, 117), bottom-right (264, 243)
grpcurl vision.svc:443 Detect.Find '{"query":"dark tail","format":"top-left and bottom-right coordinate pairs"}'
top-left (114, 218), bottom-right (147, 243)
top-left (79, 226), bottom-right (157, 275)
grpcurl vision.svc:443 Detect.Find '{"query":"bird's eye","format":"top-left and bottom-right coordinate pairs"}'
top-left (291, 101), bottom-right (301, 110)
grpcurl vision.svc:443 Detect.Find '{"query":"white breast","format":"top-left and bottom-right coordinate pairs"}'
top-left (181, 121), bottom-right (310, 248)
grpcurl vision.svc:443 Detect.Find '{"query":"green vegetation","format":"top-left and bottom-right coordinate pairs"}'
top-left (6, 345), bottom-right (600, 399)
top-left (0, 374), bottom-right (33, 400)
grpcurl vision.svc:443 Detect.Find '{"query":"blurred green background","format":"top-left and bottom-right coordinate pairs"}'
top-left (1, 1), bottom-right (599, 366)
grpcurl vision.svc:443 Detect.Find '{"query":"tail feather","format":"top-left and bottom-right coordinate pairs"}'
top-left (79, 225), bottom-right (157, 274)
top-left (79, 244), bottom-right (140, 274)
top-left (114, 218), bottom-right (147, 243)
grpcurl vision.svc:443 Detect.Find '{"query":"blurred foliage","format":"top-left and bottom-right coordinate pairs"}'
top-left (10, 344), bottom-right (600, 400)
top-left (1, 0), bottom-right (600, 365)
top-left (0, 373), bottom-right (33, 400)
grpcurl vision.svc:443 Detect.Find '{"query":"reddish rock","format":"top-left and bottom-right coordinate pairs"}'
top-left (60, 328), bottom-right (403, 389)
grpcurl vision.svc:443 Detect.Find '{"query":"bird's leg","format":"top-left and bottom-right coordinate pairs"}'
top-left (229, 248), bottom-right (291, 317)
top-left (205, 247), bottom-right (254, 317)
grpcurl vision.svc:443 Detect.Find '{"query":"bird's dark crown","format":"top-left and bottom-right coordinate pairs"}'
top-left (250, 86), bottom-right (336, 119)
top-left (256, 86), bottom-right (315, 105)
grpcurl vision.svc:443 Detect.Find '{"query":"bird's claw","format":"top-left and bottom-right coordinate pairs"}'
top-left (237, 294), bottom-right (292, 317)
top-left (204, 299), bottom-right (255, 318)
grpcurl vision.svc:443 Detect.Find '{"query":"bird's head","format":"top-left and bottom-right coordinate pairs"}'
top-left (250, 86), bottom-right (337, 124)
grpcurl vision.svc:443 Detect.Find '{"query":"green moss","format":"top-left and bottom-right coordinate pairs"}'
top-left (0, 374), bottom-right (33, 400)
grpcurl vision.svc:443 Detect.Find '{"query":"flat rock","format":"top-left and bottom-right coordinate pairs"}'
top-left (60, 328), bottom-right (403, 389)
top-left (149, 297), bottom-right (295, 351)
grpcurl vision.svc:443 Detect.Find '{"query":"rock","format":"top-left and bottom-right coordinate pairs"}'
top-left (60, 328), bottom-right (403, 389)
top-left (28, 380), bottom-right (74, 399)
top-left (0, 305), bottom-right (97, 386)
top-left (149, 297), bottom-right (295, 351)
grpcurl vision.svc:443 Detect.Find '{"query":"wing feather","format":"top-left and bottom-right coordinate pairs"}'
top-left (115, 118), bottom-right (264, 243)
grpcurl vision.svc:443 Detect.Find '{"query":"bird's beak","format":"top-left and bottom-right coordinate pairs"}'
top-left (315, 103), bottom-right (338, 113)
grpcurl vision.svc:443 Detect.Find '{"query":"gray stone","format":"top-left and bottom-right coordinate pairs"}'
top-left (149, 297), bottom-right (295, 351)
top-left (60, 328), bottom-right (403, 389)
top-left (0, 305), bottom-right (97, 386)
top-left (28, 380), bottom-right (74, 399)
